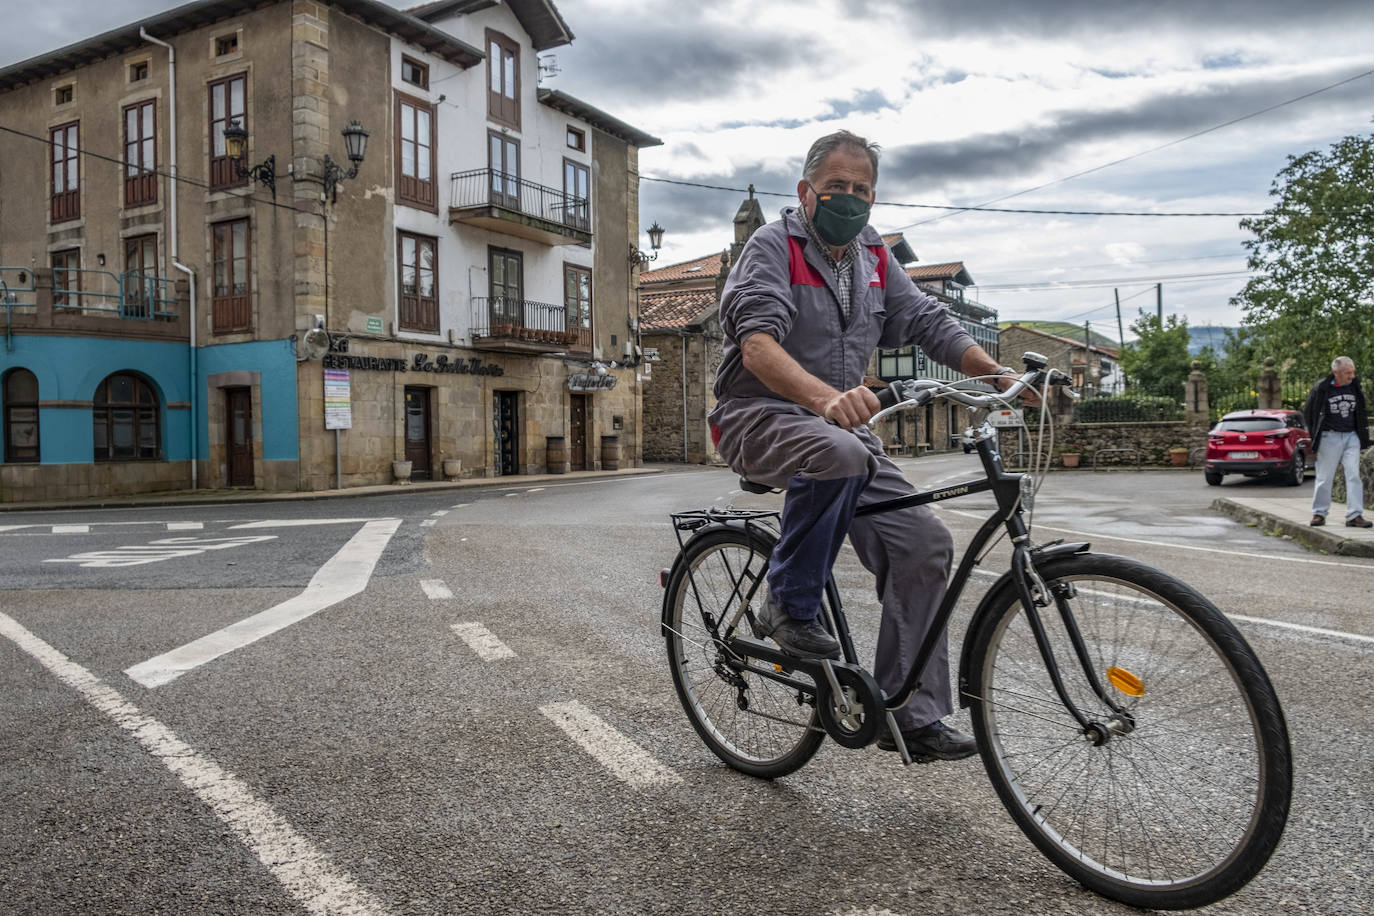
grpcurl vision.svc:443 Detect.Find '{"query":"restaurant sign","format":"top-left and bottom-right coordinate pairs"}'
top-left (568, 373), bottom-right (618, 392)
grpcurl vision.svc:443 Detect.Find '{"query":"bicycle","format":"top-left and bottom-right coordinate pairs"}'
top-left (659, 353), bottom-right (1292, 910)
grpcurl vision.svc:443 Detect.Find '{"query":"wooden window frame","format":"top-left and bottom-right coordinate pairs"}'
top-left (51, 249), bottom-right (81, 310)
top-left (487, 130), bottom-right (520, 211)
top-left (55, 84), bottom-right (74, 105)
top-left (93, 372), bottom-right (161, 462)
top-left (398, 231), bottom-right (440, 334)
top-left (50, 121), bottom-right (80, 223)
top-left (562, 157), bottom-right (590, 231)
top-left (129, 61), bottom-right (150, 83)
top-left (215, 34), bottom-right (239, 57)
top-left (124, 99), bottom-right (158, 208)
top-left (3, 368), bottom-right (41, 464)
top-left (211, 218), bottom-right (252, 333)
top-left (123, 233), bottom-right (159, 319)
top-left (564, 264), bottom-right (592, 351)
top-left (208, 72), bottom-right (248, 191)
top-left (566, 126), bottom-right (585, 152)
top-left (485, 29), bottom-right (520, 129)
top-left (395, 91), bottom-right (437, 212)
top-left (488, 246), bottom-right (523, 328)
top-left (400, 55), bottom-right (429, 90)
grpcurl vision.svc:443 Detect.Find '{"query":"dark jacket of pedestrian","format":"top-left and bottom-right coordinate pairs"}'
top-left (1303, 372), bottom-right (1370, 453)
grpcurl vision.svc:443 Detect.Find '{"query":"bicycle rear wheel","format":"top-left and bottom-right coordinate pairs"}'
top-left (664, 526), bottom-right (825, 778)
top-left (966, 553), bottom-right (1291, 910)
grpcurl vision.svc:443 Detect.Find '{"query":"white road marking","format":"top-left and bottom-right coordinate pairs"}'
top-left (420, 579), bottom-right (453, 600)
top-left (0, 612), bottom-right (388, 916)
top-left (420, 519), bottom-right (437, 527)
top-left (166, 522), bottom-right (204, 531)
top-left (526, 488), bottom-right (544, 493)
top-left (52, 524), bottom-right (89, 534)
top-left (44, 536), bottom-right (276, 568)
top-left (451, 503), bottom-right (470, 509)
top-left (229, 518), bottom-right (385, 529)
top-left (539, 701), bottom-right (681, 787)
top-left (124, 519), bottom-right (402, 688)
top-left (450, 622), bottom-right (515, 661)
top-left (939, 506), bottom-right (1374, 570)
top-left (0, 525), bottom-right (34, 533)
top-left (429, 510), bottom-right (448, 517)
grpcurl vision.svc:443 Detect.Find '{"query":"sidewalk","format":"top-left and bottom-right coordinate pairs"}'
top-left (0, 466), bottom-right (663, 514)
top-left (1212, 495), bottom-right (1374, 558)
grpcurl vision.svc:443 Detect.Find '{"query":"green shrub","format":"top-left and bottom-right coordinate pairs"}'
top-left (1076, 395), bottom-right (1183, 423)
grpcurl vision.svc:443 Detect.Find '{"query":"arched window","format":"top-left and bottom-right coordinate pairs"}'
top-left (94, 372), bottom-right (160, 460)
top-left (3, 369), bottom-right (40, 463)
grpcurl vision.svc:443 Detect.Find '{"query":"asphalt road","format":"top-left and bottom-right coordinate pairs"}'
top-left (2, 457), bottom-right (1371, 915)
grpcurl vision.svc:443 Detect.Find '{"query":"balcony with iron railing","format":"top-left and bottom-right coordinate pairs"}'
top-left (449, 169), bottom-right (591, 247)
top-left (2, 267), bottom-right (186, 347)
top-left (470, 296), bottom-right (576, 353)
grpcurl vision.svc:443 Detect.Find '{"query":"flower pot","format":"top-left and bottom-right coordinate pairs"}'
top-left (1061, 453), bottom-right (1080, 468)
top-left (1169, 448), bottom-right (1189, 467)
top-left (442, 458), bottom-right (462, 479)
top-left (392, 460), bottom-right (413, 483)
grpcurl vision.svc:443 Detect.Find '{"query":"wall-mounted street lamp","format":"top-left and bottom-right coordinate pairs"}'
top-left (322, 120), bottom-right (370, 203)
top-left (628, 221), bottom-right (665, 266)
top-left (222, 118), bottom-right (276, 199)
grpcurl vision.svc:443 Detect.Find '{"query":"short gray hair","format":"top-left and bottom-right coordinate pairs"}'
top-left (802, 130), bottom-right (881, 185)
top-left (1333, 356), bottom-right (1355, 372)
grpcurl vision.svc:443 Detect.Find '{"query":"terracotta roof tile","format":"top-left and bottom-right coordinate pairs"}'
top-left (640, 288), bottom-right (718, 331)
top-left (639, 252), bottom-right (728, 285)
top-left (906, 261), bottom-right (967, 281)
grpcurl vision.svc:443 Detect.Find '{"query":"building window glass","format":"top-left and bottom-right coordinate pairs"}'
top-left (129, 61), bottom-right (149, 83)
top-left (564, 264), bottom-right (591, 351)
top-left (486, 30), bottom-right (520, 128)
top-left (488, 247), bottom-right (523, 329)
top-left (566, 126), bottom-right (585, 151)
top-left (208, 73), bottom-right (247, 190)
top-left (124, 99), bottom-right (157, 207)
top-left (51, 249), bottom-right (81, 309)
top-left (398, 232), bottom-right (439, 333)
top-left (55, 84), bottom-right (74, 105)
top-left (401, 56), bottom-right (428, 89)
top-left (396, 93), bottom-right (436, 210)
top-left (212, 219), bottom-right (251, 333)
top-left (878, 347), bottom-right (919, 381)
top-left (3, 369), bottom-right (41, 463)
top-left (124, 233), bottom-right (158, 319)
top-left (50, 121), bottom-right (80, 223)
top-left (488, 131), bottom-right (519, 210)
top-left (215, 34), bottom-right (239, 57)
top-left (93, 373), bottom-right (160, 461)
top-left (562, 159), bottom-right (589, 231)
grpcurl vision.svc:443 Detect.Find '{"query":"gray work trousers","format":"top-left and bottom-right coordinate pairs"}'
top-left (715, 403), bottom-right (955, 729)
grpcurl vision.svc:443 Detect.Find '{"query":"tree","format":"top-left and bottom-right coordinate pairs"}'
top-left (1233, 130), bottom-right (1374, 383)
top-left (1119, 313), bottom-right (1193, 399)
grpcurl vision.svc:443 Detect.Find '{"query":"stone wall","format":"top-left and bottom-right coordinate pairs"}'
top-left (641, 325), bottom-right (723, 464)
top-left (998, 420), bottom-right (1210, 467)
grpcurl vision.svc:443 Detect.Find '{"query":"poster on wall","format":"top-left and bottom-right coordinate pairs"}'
top-left (324, 367), bottom-right (352, 430)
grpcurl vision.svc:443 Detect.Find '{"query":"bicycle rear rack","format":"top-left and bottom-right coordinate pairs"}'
top-left (669, 507), bottom-right (779, 550)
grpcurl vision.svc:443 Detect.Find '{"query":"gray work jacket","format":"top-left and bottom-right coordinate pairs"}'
top-left (710, 208), bottom-right (977, 432)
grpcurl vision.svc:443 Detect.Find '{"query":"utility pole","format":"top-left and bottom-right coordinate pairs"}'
top-left (1084, 320), bottom-right (1093, 391)
top-left (1157, 283), bottom-right (1163, 323)
top-left (1114, 288), bottom-right (1125, 346)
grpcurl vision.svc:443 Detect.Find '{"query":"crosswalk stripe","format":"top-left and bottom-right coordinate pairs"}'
top-left (450, 622), bottom-right (515, 661)
top-left (420, 579), bottom-right (453, 600)
top-left (52, 525), bottom-right (90, 534)
top-left (539, 701), bottom-right (682, 787)
top-left (166, 522), bottom-right (204, 531)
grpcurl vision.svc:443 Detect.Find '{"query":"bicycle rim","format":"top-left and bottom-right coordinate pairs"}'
top-left (666, 529), bottom-right (824, 778)
top-left (969, 554), bottom-right (1290, 909)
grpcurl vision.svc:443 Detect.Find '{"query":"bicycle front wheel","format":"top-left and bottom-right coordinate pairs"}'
top-left (664, 526), bottom-right (825, 778)
top-left (966, 553), bottom-right (1291, 910)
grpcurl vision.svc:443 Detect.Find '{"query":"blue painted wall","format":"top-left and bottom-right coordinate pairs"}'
top-left (1, 335), bottom-right (298, 464)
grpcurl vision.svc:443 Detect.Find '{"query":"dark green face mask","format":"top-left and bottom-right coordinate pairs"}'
top-left (808, 183), bottom-right (871, 246)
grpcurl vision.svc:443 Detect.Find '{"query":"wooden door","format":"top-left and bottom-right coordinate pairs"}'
top-left (569, 394), bottom-right (587, 471)
top-left (226, 387), bottom-right (254, 487)
top-left (405, 387), bottom-right (432, 480)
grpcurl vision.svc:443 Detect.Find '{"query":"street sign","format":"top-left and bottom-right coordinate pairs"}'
top-left (988, 408), bottom-right (1023, 428)
top-left (324, 368), bottom-right (352, 429)
top-left (365, 317), bottom-right (383, 334)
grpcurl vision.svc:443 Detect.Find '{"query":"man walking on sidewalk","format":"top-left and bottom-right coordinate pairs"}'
top-left (1305, 356), bottom-right (1371, 528)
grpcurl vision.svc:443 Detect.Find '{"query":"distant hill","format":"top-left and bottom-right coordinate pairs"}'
top-left (999, 321), bottom-right (1120, 350)
top-left (1187, 325), bottom-right (1238, 356)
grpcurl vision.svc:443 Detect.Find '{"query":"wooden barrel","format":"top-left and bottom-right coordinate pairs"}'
top-left (600, 435), bottom-right (620, 471)
top-left (546, 436), bottom-right (567, 474)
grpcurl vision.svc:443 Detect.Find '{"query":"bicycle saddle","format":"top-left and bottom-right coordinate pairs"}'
top-left (738, 477), bottom-right (776, 494)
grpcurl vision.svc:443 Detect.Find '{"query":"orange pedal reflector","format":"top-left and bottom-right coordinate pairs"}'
top-left (1106, 666), bottom-right (1145, 697)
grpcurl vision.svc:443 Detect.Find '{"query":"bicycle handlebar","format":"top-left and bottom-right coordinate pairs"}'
top-left (869, 362), bottom-right (1076, 430)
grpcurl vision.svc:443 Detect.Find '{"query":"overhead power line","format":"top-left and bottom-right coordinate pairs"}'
top-left (893, 65), bottom-right (1374, 231)
top-left (639, 175), bottom-right (1262, 217)
top-left (974, 269), bottom-right (1255, 292)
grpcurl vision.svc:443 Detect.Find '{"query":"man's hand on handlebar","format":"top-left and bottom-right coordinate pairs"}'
top-left (822, 385), bottom-right (882, 428)
top-left (996, 369), bottom-right (1042, 407)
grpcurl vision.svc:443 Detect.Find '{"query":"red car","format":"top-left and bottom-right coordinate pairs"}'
top-left (1204, 409), bottom-right (1310, 486)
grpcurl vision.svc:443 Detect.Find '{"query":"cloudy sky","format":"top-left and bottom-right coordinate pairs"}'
top-left (6, 0), bottom-right (1372, 341)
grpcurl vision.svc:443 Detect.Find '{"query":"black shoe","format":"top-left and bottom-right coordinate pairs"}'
top-left (753, 595), bottom-right (840, 659)
top-left (878, 719), bottom-right (978, 761)
top-left (1310, 514), bottom-right (1326, 527)
top-left (1347, 516), bottom-right (1373, 528)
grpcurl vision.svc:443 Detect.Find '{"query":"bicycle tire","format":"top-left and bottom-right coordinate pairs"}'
top-left (966, 552), bottom-right (1291, 909)
top-left (664, 526), bottom-right (826, 778)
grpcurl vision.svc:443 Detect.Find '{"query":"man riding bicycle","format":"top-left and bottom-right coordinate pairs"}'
top-left (709, 129), bottom-right (1021, 760)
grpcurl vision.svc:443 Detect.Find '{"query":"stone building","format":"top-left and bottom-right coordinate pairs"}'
top-left (0, 0), bottom-right (659, 502)
top-left (997, 324), bottom-right (1122, 392)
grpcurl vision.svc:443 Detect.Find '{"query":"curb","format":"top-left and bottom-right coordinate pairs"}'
top-left (1211, 497), bottom-right (1374, 558)
top-left (0, 467), bottom-right (663, 514)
